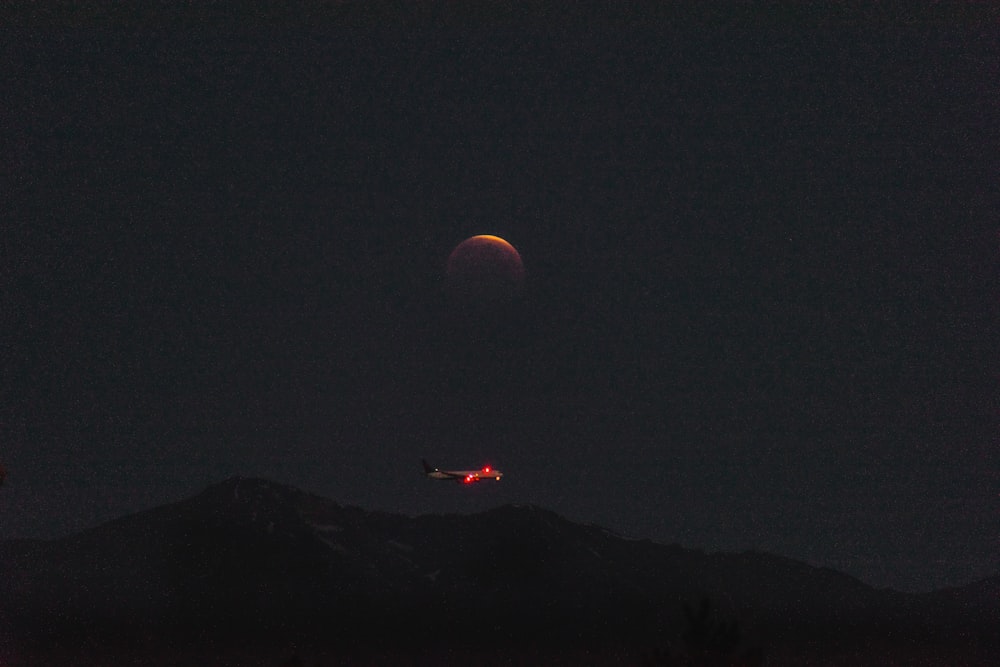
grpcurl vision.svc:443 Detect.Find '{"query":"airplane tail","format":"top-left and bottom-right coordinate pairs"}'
top-left (421, 459), bottom-right (434, 474)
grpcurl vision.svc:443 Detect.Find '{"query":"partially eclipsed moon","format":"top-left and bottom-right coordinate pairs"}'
top-left (446, 235), bottom-right (525, 301)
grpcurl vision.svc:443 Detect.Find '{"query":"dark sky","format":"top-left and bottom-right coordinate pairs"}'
top-left (3, 4), bottom-right (997, 592)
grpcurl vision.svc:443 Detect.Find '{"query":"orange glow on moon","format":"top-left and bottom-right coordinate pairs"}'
top-left (446, 235), bottom-right (525, 301)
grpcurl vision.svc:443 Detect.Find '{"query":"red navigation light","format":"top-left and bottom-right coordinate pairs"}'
top-left (464, 475), bottom-right (473, 484)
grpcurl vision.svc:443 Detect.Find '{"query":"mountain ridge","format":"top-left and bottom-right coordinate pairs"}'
top-left (0, 477), bottom-right (995, 665)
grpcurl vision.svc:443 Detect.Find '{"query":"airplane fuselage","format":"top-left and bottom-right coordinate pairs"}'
top-left (423, 460), bottom-right (502, 484)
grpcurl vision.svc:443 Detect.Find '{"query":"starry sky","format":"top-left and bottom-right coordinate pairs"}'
top-left (3, 4), bottom-right (997, 593)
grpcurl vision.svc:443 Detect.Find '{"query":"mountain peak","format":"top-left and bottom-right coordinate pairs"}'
top-left (1, 479), bottom-right (995, 664)
top-left (200, 475), bottom-right (304, 501)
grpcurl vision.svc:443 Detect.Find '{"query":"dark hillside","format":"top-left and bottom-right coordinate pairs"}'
top-left (1, 478), bottom-right (995, 665)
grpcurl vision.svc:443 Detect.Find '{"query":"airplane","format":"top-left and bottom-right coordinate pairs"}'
top-left (422, 459), bottom-right (503, 484)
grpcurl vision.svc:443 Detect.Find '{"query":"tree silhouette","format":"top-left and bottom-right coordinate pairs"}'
top-left (646, 597), bottom-right (764, 667)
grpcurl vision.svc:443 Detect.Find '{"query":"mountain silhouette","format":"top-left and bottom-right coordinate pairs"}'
top-left (0, 478), bottom-right (995, 665)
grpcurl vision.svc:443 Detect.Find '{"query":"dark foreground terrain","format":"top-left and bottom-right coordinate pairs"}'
top-left (0, 477), bottom-right (996, 666)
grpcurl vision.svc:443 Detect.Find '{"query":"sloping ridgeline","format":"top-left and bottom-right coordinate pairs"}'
top-left (0, 478), bottom-right (995, 665)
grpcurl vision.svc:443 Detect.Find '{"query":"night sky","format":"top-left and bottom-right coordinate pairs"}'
top-left (4, 4), bottom-right (997, 593)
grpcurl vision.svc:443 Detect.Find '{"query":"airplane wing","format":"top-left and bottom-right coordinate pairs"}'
top-left (422, 459), bottom-right (467, 482)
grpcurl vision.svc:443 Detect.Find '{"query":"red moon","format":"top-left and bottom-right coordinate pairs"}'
top-left (446, 235), bottom-right (525, 301)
